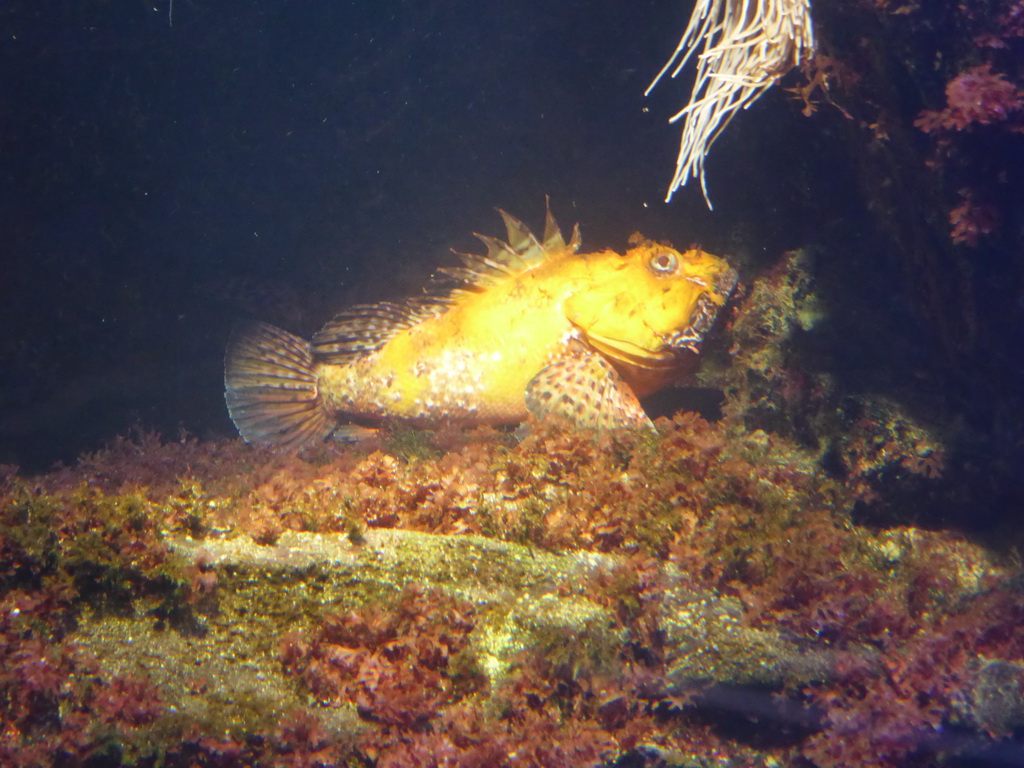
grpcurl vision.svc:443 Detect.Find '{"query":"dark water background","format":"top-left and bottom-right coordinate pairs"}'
top-left (1, 0), bottom-right (1020, 525)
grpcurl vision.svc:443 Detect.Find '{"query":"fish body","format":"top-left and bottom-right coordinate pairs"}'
top-left (225, 205), bottom-right (736, 448)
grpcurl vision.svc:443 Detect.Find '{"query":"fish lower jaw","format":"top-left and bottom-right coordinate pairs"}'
top-left (585, 336), bottom-right (677, 369)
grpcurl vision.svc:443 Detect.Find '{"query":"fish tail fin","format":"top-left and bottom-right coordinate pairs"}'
top-left (224, 321), bottom-right (332, 449)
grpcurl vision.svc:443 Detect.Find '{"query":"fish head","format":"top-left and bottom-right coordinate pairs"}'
top-left (564, 241), bottom-right (737, 370)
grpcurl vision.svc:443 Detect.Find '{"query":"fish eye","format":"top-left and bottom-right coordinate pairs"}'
top-left (647, 251), bottom-right (678, 275)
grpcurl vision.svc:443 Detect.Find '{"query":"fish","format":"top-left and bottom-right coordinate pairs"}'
top-left (224, 203), bottom-right (737, 449)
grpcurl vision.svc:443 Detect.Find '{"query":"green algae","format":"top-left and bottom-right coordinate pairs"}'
top-left (67, 527), bottom-right (864, 740)
top-left (2, 482), bottom-right (190, 620)
top-left (66, 528), bottom-right (630, 743)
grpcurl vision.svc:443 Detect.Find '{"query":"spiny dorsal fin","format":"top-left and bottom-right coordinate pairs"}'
top-left (449, 200), bottom-right (581, 289)
top-left (498, 209), bottom-right (545, 264)
top-left (311, 297), bottom-right (451, 365)
top-left (460, 243), bottom-right (524, 279)
top-left (543, 203), bottom-right (582, 255)
top-left (311, 201), bottom-right (580, 365)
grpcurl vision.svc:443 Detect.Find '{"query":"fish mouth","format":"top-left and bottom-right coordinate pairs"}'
top-left (714, 267), bottom-right (739, 298)
top-left (583, 290), bottom-right (731, 367)
top-left (580, 267), bottom-right (737, 368)
top-left (662, 292), bottom-right (726, 354)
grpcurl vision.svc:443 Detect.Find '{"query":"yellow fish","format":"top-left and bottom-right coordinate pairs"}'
top-left (225, 204), bottom-right (737, 448)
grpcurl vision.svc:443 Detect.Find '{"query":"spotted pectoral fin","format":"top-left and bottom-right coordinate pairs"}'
top-left (525, 353), bottom-right (654, 431)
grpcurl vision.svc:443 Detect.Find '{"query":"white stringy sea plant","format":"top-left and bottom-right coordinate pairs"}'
top-left (647, 0), bottom-right (816, 207)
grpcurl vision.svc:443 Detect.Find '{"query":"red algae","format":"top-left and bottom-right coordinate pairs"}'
top-left (916, 64), bottom-right (1024, 133)
top-left (1, 409), bottom-right (1022, 767)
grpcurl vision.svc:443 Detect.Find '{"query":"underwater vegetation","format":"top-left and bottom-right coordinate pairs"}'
top-left (2, 2), bottom-right (1023, 765)
top-left (2, 305), bottom-right (1023, 768)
